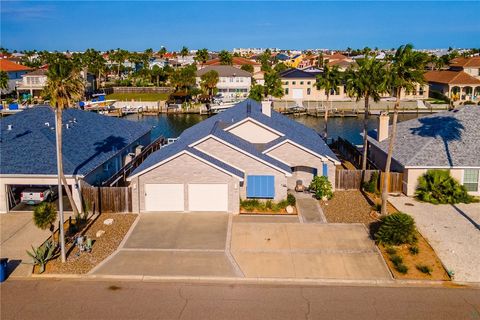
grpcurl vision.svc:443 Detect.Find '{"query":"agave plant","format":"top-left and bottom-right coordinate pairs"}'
top-left (26, 240), bottom-right (58, 273)
top-left (375, 212), bottom-right (417, 245)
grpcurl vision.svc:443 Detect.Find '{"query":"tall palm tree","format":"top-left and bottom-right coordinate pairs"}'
top-left (380, 44), bottom-right (427, 215)
top-left (0, 70), bottom-right (8, 99)
top-left (43, 57), bottom-right (84, 262)
top-left (315, 64), bottom-right (342, 139)
top-left (218, 50), bottom-right (233, 65)
top-left (200, 70), bottom-right (219, 101)
top-left (345, 54), bottom-right (388, 170)
top-left (158, 47), bottom-right (167, 59)
top-left (195, 48), bottom-right (209, 67)
top-left (180, 46), bottom-right (189, 58)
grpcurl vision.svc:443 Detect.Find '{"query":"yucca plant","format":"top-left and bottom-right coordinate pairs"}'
top-left (33, 202), bottom-right (57, 244)
top-left (375, 212), bottom-right (417, 245)
top-left (26, 241), bottom-right (58, 273)
top-left (415, 170), bottom-right (475, 204)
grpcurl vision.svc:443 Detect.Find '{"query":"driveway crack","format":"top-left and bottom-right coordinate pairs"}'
top-left (177, 287), bottom-right (188, 320)
top-left (300, 287), bottom-right (311, 320)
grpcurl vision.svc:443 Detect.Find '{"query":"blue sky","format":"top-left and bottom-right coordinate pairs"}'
top-left (1, 1), bottom-right (479, 51)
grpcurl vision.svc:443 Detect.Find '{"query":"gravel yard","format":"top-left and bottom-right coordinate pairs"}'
top-left (39, 213), bottom-right (137, 274)
top-left (320, 190), bottom-right (377, 224)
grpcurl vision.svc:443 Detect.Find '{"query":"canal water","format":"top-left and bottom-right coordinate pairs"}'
top-left (124, 113), bottom-right (419, 145)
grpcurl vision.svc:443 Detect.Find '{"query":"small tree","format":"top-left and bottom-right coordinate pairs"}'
top-left (33, 202), bottom-right (57, 244)
top-left (248, 84), bottom-right (264, 102)
top-left (241, 64), bottom-right (254, 73)
top-left (309, 176), bottom-right (333, 200)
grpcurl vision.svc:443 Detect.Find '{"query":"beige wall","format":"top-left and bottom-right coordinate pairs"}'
top-left (266, 141), bottom-right (337, 190)
top-left (227, 120), bottom-right (281, 144)
top-left (0, 176), bottom-right (82, 213)
top-left (131, 153), bottom-right (240, 213)
top-left (195, 138), bottom-right (288, 201)
top-left (404, 168), bottom-right (479, 196)
top-left (281, 78), bottom-right (347, 101)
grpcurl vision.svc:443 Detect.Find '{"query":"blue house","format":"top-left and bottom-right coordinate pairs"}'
top-left (0, 106), bottom-right (151, 213)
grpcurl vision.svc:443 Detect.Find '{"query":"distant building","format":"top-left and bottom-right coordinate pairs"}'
top-left (203, 57), bottom-right (261, 74)
top-left (196, 65), bottom-right (252, 100)
top-left (16, 69), bottom-right (48, 98)
top-left (0, 59), bottom-right (32, 94)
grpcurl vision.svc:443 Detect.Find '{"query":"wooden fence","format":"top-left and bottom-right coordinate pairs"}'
top-left (330, 137), bottom-right (378, 170)
top-left (335, 169), bottom-right (403, 193)
top-left (81, 181), bottom-right (132, 213)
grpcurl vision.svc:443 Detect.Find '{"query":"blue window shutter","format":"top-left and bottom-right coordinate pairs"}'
top-left (247, 175), bottom-right (274, 198)
top-left (322, 163), bottom-right (328, 177)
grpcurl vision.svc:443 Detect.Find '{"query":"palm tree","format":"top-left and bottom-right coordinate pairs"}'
top-left (200, 70), bottom-right (219, 101)
top-left (180, 46), bottom-right (189, 58)
top-left (380, 44), bottom-right (427, 215)
top-left (158, 47), bottom-right (167, 58)
top-left (43, 56), bottom-right (84, 262)
top-left (195, 48), bottom-right (209, 67)
top-left (218, 50), bottom-right (233, 65)
top-left (345, 54), bottom-right (388, 170)
top-left (0, 70), bottom-right (8, 99)
top-left (315, 64), bottom-right (342, 139)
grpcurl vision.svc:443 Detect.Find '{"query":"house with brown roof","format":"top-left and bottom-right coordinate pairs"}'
top-left (425, 70), bottom-right (480, 103)
top-left (203, 57), bottom-right (261, 73)
top-left (0, 59), bottom-right (32, 94)
top-left (449, 57), bottom-right (480, 80)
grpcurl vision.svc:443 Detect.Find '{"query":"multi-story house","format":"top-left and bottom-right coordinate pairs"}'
top-left (196, 65), bottom-right (252, 100)
top-left (0, 59), bottom-right (32, 94)
top-left (16, 69), bottom-right (48, 98)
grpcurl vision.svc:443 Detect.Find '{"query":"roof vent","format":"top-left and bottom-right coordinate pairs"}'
top-left (7, 124), bottom-right (13, 131)
top-left (73, 118), bottom-right (77, 123)
top-left (45, 122), bottom-right (50, 127)
top-left (66, 123), bottom-right (70, 129)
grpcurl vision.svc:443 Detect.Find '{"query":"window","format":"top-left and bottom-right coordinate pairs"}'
top-left (285, 88), bottom-right (289, 95)
top-left (307, 88), bottom-right (311, 95)
top-left (300, 81), bottom-right (304, 85)
top-left (247, 175), bottom-right (275, 199)
top-left (307, 81), bottom-right (311, 85)
top-left (292, 81), bottom-right (296, 85)
top-left (463, 169), bottom-right (479, 192)
top-left (284, 81), bottom-right (289, 85)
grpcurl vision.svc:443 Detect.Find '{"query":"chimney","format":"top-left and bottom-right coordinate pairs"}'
top-left (378, 112), bottom-right (389, 142)
top-left (261, 101), bottom-right (272, 117)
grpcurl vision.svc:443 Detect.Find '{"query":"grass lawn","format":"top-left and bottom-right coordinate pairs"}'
top-left (106, 92), bottom-right (169, 101)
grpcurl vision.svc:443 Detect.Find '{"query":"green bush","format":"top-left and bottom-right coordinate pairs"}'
top-left (33, 202), bottom-right (57, 242)
top-left (287, 194), bottom-right (296, 206)
top-left (395, 264), bottom-right (409, 274)
top-left (409, 246), bottom-right (419, 255)
top-left (362, 172), bottom-right (379, 193)
top-left (389, 254), bottom-right (403, 266)
top-left (416, 264), bottom-right (432, 275)
top-left (240, 198), bottom-right (291, 213)
top-left (385, 246), bottom-right (397, 255)
top-left (309, 176), bottom-right (333, 200)
top-left (415, 170), bottom-right (477, 204)
top-left (375, 212), bottom-right (417, 245)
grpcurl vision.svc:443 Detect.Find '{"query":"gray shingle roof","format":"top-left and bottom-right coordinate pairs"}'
top-left (0, 106), bottom-right (151, 176)
top-left (367, 106), bottom-right (480, 168)
top-left (130, 99), bottom-right (339, 178)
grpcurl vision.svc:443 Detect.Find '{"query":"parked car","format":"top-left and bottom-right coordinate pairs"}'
top-left (20, 186), bottom-right (58, 205)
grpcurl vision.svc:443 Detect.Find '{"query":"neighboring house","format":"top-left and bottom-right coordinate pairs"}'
top-left (279, 68), bottom-right (348, 101)
top-left (196, 65), bottom-right (252, 100)
top-left (0, 106), bottom-right (151, 213)
top-left (285, 54), bottom-right (304, 68)
top-left (367, 106), bottom-right (480, 196)
top-left (449, 56), bottom-right (480, 79)
top-left (0, 59), bottom-right (32, 94)
top-left (16, 69), bottom-right (48, 98)
top-left (203, 57), bottom-right (261, 74)
top-left (425, 70), bottom-right (480, 102)
top-left (127, 99), bottom-right (340, 213)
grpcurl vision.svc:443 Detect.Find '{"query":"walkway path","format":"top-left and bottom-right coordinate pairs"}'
top-left (294, 192), bottom-right (327, 223)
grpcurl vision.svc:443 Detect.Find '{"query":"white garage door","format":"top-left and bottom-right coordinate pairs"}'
top-left (188, 184), bottom-right (228, 212)
top-left (292, 88), bottom-right (303, 99)
top-left (145, 184), bottom-right (184, 211)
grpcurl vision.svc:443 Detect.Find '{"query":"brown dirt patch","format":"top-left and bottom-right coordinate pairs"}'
top-left (320, 190), bottom-right (377, 224)
top-left (379, 232), bottom-right (450, 281)
top-left (37, 213), bottom-right (137, 274)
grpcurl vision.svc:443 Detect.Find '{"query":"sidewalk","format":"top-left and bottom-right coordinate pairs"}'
top-left (294, 192), bottom-right (327, 223)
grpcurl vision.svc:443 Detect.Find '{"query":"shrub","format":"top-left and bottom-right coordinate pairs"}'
top-left (416, 264), bottom-right (432, 275)
top-left (362, 172), bottom-right (379, 193)
top-left (409, 246), bottom-right (419, 255)
top-left (375, 212), bottom-right (417, 245)
top-left (26, 240), bottom-right (57, 274)
top-left (395, 264), bottom-right (409, 274)
top-left (309, 176), bottom-right (333, 200)
top-left (389, 254), bottom-right (403, 266)
top-left (287, 194), bottom-right (296, 206)
top-left (415, 170), bottom-right (477, 204)
top-left (385, 246), bottom-right (397, 255)
top-left (240, 198), bottom-right (290, 212)
top-left (33, 202), bottom-right (57, 242)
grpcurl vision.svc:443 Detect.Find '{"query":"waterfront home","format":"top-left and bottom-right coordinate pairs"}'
top-left (449, 56), bottom-right (480, 80)
top-left (203, 57), bottom-right (261, 73)
top-left (367, 106), bottom-right (480, 196)
top-left (0, 106), bottom-right (151, 213)
top-left (425, 70), bottom-right (480, 103)
top-left (0, 59), bottom-right (32, 94)
top-left (196, 65), bottom-right (252, 100)
top-left (16, 69), bottom-right (48, 98)
top-left (127, 99), bottom-right (340, 213)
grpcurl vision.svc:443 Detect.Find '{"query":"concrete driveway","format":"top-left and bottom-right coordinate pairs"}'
top-left (92, 212), bottom-right (240, 277)
top-left (231, 222), bottom-right (391, 280)
top-left (389, 196), bottom-right (480, 283)
top-left (0, 212), bottom-right (51, 278)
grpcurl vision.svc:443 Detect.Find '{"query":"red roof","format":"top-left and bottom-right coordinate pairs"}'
top-left (0, 59), bottom-right (32, 72)
top-left (450, 57), bottom-right (480, 68)
top-left (205, 57), bottom-right (260, 66)
top-left (424, 70), bottom-right (480, 85)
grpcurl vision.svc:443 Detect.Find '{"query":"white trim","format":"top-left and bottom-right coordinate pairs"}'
top-left (126, 150), bottom-right (244, 181)
top-left (263, 139), bottom-right (341, 165)
top-left (404, 166), bottom-right (480, 169)
top-left (223, 117), bottom-right (285, 137)
top-left (0, 174), bottom-right (81, 178)
top-left (188, 134), bottom-right (214, 148)
top-left (207, 136), bottom-right (292, 176)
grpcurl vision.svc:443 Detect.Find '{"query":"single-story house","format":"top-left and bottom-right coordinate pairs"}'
top-left (0, 106), bottom-right (151, 213)
top-left (367, 106), bottom-right (480, 196)
top-left (128, 99), bottom-right (340, 213)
